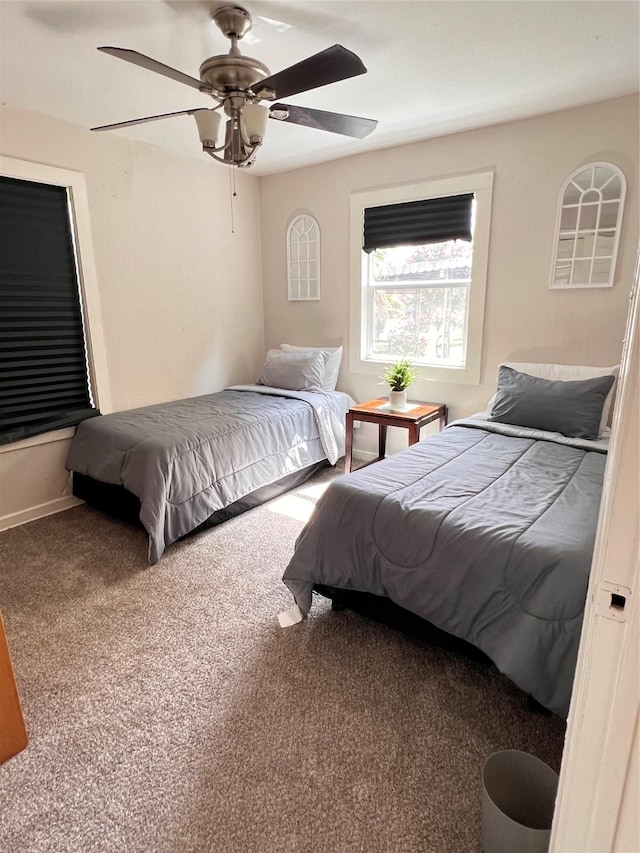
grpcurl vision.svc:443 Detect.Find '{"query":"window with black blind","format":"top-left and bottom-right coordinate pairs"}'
top-left (360, 192), bottom-right (476, 369)
top-left (350, 171), bottom-right (493, 384)
top-left (0, 175), bottom-right (99, 446)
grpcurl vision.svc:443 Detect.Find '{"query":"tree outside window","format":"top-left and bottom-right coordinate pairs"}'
top-left (366, 238), bottom-right (473, 367)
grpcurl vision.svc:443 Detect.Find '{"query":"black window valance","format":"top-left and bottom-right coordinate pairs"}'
top-left (363, 192), bottom-right (474, 253)
top-left (0, 175), bottom-right (99, 446)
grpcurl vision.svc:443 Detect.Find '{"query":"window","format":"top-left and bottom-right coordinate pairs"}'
top-left (287, 214), bottom-right (320, 300)
top-left (0, 158), bottom-right (110, 446)
top-left (550, 162), bottom-right (626, 289)
top-left (350, 172), bottom-right (493, 385)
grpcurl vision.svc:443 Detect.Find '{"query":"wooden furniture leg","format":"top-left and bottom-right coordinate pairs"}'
top-left (0, 614), bottom-right (28, 764)
top-left (378, 424), bottom-right (387, 460)
top-left (345, 412), bottom-right (355, 472)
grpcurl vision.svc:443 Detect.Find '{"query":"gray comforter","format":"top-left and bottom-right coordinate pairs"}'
top-left (283, 419), bottom-right (607, 716)
top-left (67, 386), bottom-right (349, 564)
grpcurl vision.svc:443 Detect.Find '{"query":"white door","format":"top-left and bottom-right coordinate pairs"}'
top-left (550, 253), bottom-right (639, 851)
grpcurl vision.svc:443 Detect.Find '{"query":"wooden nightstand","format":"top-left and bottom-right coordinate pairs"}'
top-left (344, 398), bottom-right (447, 473)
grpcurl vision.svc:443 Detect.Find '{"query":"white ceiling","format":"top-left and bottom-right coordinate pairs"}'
top-left (1, 0), bottom-right (639, 176)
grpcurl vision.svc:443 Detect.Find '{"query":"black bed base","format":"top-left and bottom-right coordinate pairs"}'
top-left (313, 585), bottom-right (550, 714)
top-left (313, 584), bottom-right (490, 662)
top-left (72, 460), bottom-right (329, 539)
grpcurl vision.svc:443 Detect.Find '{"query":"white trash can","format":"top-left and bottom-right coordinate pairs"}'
top-left (482, 749), bottom-right (559, 853)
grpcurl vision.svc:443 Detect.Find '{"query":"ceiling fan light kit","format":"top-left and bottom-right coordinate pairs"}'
top-left (91, 4), bottom-right (377, 169)
top-left (193, 109), bottom-right (221, 148)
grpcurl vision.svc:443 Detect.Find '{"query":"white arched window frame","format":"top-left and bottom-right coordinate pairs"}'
top-left (550, 162), bottom-right (626, 289)
top-left (287, 214), bottom-right (320, 300)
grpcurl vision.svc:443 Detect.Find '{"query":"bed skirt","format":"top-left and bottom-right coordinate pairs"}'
top-left (73, 460), bottom-right (329, 539)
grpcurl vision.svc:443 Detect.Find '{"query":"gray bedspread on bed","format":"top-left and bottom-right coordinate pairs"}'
top-left (67, 387), bottom-right (349, 564)
top-left (282, 420), bottom-right (607, 716)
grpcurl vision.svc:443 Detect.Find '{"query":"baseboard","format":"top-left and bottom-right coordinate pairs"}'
top-left (352, 450), bottom-right (377, 462)
top-left (0, 496), bottom-right (83, 533)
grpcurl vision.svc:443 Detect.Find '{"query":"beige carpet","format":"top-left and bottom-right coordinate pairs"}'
top-left (0, 465), bottom-right (566, 853)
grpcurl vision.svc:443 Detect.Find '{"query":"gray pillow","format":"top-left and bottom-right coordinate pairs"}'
top-left (257, 349), bottom-right (327, 392)
top-left (488, 365), bottom-right (615, 440)
top-left (280, 344), bottom-right (343, 392)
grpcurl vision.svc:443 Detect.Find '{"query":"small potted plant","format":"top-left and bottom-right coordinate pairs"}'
top-left (381, 358), bottom-right (419, 410)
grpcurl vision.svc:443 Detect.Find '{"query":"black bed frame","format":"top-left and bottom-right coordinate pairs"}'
top-left (72, 460), bottom-right (328, 540)
top-left (314, 584), bottom-right (489, 660)
top-left (313, 585), bottom-right (549, 713)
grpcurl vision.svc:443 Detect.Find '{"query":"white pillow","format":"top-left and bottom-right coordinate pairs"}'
top-left (280, 344), bottom-right (343, 392)
top-left (487, 362), bottom-right (619, 437)
top-left (257, 349), bottom-right (327, 392)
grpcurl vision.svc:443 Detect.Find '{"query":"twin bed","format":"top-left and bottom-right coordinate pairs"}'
top-left (281, 362), bottom-right (617, 717)
top-left (67, 345), bottom-right (349, 563)
top-left (68, 352), bottom-right (616, 718)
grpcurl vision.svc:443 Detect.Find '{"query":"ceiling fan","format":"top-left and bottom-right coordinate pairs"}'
top-left (92, 4), bottom-right (378, 168)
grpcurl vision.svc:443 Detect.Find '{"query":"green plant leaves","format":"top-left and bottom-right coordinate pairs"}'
top-left (380, 358), bottom-right (419, 391)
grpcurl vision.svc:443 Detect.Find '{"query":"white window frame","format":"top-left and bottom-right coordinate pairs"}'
top-left (349, 171), bottom-right (493, 385)
top-left (287, 214), bottom-right (320, 301)
top-left (0, 155), bottom-right (111, 452)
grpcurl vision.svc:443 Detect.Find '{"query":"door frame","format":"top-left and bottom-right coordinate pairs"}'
top-left (550, 250), bottom-right (639, 851)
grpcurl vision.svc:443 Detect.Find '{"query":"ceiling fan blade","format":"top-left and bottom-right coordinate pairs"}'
top-left (91, 109), bottom-right (202, 132)
top-left (254, 45), bottom-right (366, 100)
top-left (269, 103), bottom-right (377, 139)
top-left (98, 47), bottom-right (205, 91)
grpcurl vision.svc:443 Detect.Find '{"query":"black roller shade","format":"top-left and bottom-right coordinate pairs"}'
top-left (0, 176), bottom-right (99, 445)
top-left (363, 193), bottom-right (474, 253)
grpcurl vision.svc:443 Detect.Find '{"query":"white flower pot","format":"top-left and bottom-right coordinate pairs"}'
top-left (388, 390), bottom-right (407, 410)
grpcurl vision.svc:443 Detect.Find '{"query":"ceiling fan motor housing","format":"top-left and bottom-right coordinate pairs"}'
top-left (199, 54), bottom-right (270, 95)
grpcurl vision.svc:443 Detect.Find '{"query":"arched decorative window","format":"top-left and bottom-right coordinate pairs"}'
top-left (551, 162), bottom-right (626, 289)
top-left (287, 214), bottom-right (320, 300)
